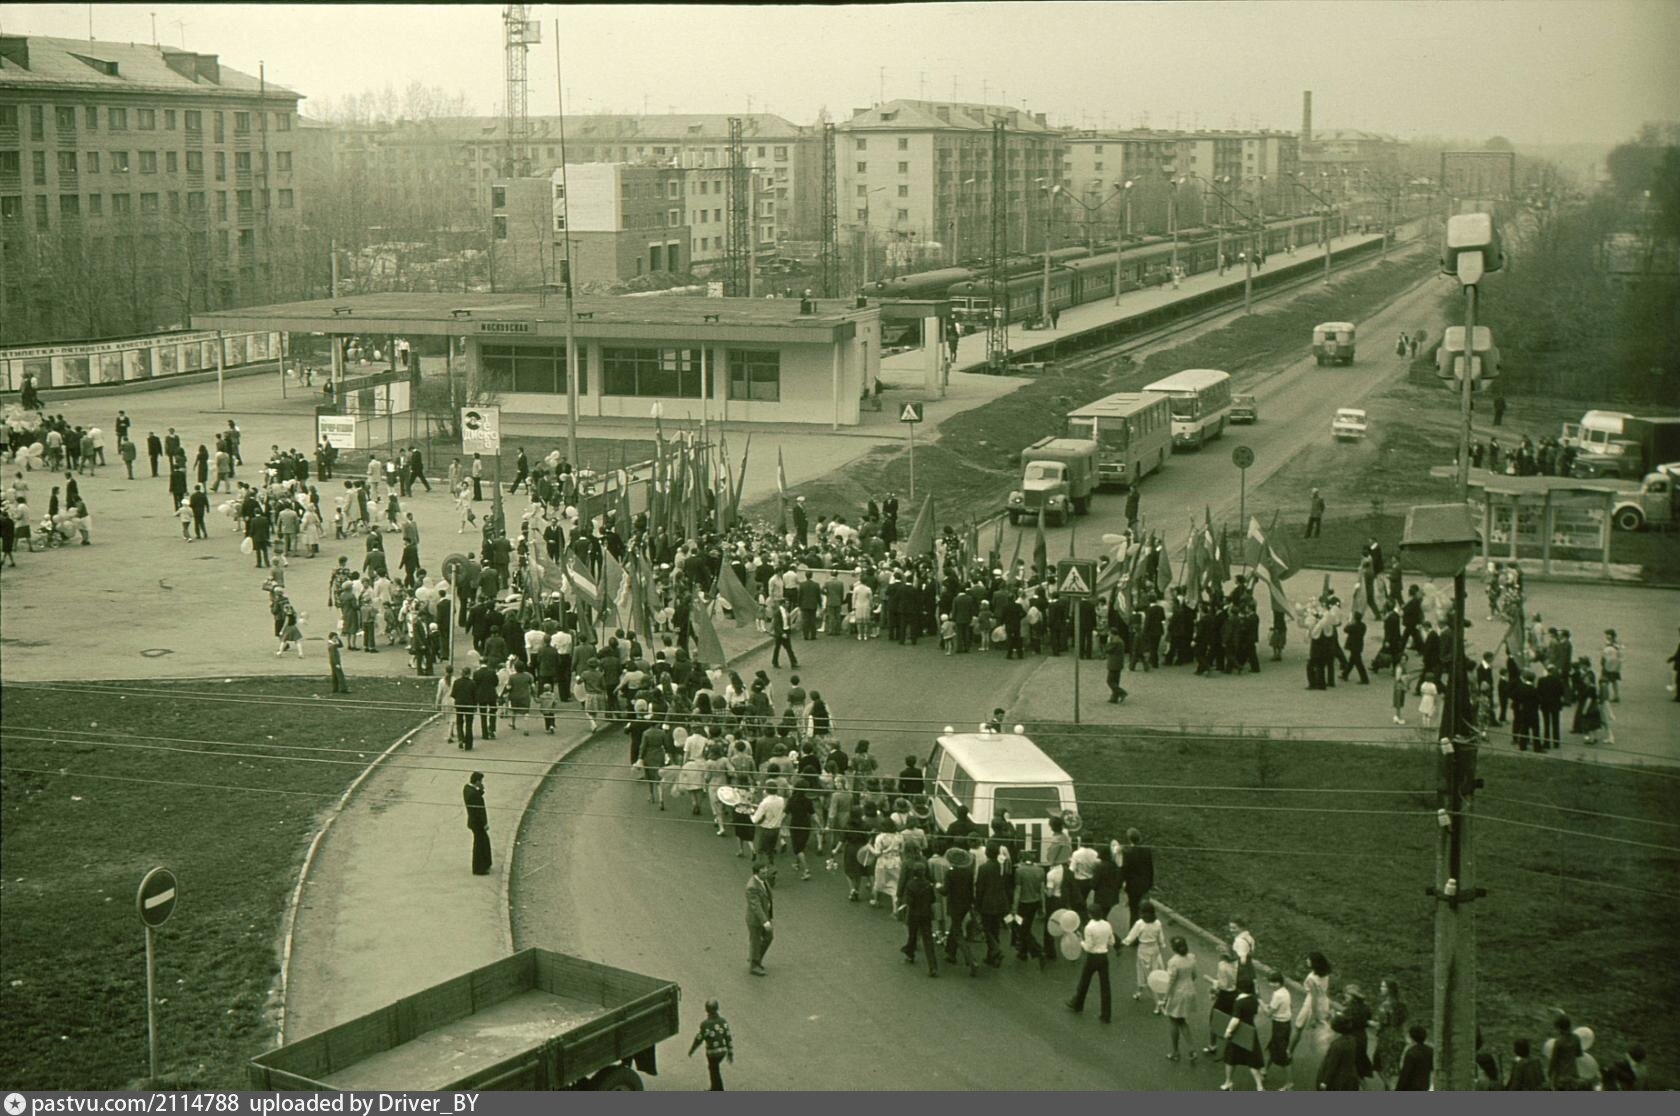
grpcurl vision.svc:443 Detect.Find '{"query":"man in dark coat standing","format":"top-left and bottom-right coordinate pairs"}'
top-left (798, 570), bottom-right (822, 640)
top-left (146, 431), bottom-right (164, 477)
top-left (463, 772), bottom-right (491, 875)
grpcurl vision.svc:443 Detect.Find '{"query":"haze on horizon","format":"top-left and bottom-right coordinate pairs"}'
top-left (4, 1), bottom-right (1677, 148)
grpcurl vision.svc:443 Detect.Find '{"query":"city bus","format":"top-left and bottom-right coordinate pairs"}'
top-left (1063, 391), bottom-right (1172, 489)
top-left (1140, 368), bottom-right (1234, 449)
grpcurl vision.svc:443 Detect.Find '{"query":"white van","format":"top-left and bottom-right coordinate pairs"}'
top-left (925, 732), bottom-right (1078, 854)
top-left (1561, 410), bottom-right (1633, 454)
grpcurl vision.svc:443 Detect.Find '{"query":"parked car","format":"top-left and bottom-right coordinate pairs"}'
top-left (1332, 407), bottom-right (1369, 442)
top-left (1230, 394), bottom-right (1259, 424)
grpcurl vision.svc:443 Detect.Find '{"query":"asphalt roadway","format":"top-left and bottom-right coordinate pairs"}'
top-left (503, 267), bottom-right (1456, 1090)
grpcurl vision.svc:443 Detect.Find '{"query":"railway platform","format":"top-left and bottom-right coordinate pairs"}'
top-left (882, 228), bottom-right (1394, 380)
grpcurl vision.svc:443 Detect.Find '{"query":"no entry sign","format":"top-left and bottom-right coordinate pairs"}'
top-left (136, 866), bottom-right (179, 928)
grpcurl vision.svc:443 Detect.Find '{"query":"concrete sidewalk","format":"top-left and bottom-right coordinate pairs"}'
top-left (277, 621), bottom-right (767, 1041)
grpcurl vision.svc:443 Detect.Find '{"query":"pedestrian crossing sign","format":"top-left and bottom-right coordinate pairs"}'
top-left (899, 402), bottom-right (925, 424)
top-left (1055, 558), bottom-right (1097, 599)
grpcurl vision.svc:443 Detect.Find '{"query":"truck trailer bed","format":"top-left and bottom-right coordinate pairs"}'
top-left (319, 989), bottom-right (610, 1091)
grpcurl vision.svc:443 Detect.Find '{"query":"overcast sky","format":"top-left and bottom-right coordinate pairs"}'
top-left (6, 2), bottom-right (1677, 145)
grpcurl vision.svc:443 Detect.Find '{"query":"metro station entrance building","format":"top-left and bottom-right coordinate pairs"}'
top-left (192, 292), bottom-right (882, 430)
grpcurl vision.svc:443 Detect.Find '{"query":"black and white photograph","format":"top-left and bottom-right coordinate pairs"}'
top-left (0, 0), bottom-right (1676, 1097)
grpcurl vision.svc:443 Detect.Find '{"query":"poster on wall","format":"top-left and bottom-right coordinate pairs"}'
top-left (60, 356), bottom-right (91, 386)
top-left (159, 345), bottom-right (178, 377)
top-left (98, 352), bottom-right (125, 384)
top-left (316, 411), bottom-right (358, 451)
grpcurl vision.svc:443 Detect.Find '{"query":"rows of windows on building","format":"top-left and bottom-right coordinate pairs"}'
top-left (481, 344), bottom-right (782, 402)
top-left (0, 103), bottom-right (295, 227)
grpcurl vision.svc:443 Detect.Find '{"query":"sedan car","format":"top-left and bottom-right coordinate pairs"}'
top-left (1332, 407), bottom-right (1369, 442)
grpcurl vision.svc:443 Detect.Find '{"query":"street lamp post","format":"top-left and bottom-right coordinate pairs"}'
top-left (1116, 180), bottom-right (1133, 305)
top-left (861, 186), bottom-right (886, 288)
top-left (1166, 171), bottom-right (1184, 280)
top-left (1191, 173), bottom-right (1259, 314)
top-left (1291, 171), bottom-right (1336, 285)
top-left (952, 176), bottom-right (976, 265)
top-left (1040, 183), bottom-right (1061, 328)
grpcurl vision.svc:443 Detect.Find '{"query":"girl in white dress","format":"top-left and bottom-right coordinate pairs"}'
top-left (1122, 900), bottom-right (1171, 1012)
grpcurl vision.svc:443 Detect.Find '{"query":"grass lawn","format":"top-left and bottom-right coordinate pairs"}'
top-left (0, 677), bottom-right (434, 1089)
top-left (748, 252), bottom-right (1437, 529)
top-left (1035, 729), bottom-right (1680, 1085)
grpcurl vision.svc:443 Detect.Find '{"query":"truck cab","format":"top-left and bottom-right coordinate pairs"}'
top-left (1312, 322), bottom-right (1357, 366)
top-left (1612, 464), bottom-right (1680, 532)
top-left (1007, 437), bottom-right (1096, 525)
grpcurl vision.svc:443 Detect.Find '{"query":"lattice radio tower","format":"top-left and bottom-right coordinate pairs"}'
top-left (501, 6), bottom-right (538, 178)
top-left (986, 119), bottom-right (1010, 372)
top-left (819, 121), bottom-right (839, 298)
top-left (726, 117), bottom-right (752, 297)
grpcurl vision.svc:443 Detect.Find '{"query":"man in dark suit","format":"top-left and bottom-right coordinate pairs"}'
top-left (146, 431), bottom-right (164, 478)
top-left (940, 844), bottom-right (979, 976)
top-left (1401, 587), bottom-right (1425, 651)
top-left (463, 772), bottom-right (491, 875)
top-left (746, 862), bottom-right (775, 976)
top-left (790, 498), bottom-right (808, 547)
top-left (1418, 621), bottom-right (1441, 694)
top-left (472, 655), bottom-right (501, 740)
top-left (770, 601), bottom-right (798, 669)
top-left (1142, 597), bottom-right (1165, 670)
top-left (951, 587), bottom-right (975, 653)
top-left (974, 841), bottom-right (1012, 968)
top-left (797, 571), bottom-right (822, 640)
top-left (452, 667), bottom-right (478, 749)
top-left (1118, 828), bottom-right (1154, 929)
top-left (1536, 665), bottom-right (1566, 750)
top-left (1341, 612), bottom-right (1369, 683)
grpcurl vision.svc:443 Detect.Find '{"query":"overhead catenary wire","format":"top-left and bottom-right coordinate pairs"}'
top-left (0, 725), bottom-right (1439, 797)
top-left (0, 730), bottom-right (1439, 818)
top-left (0, 764), bottom-right (1426, 863)
top-left (15, 679), bottom-right (1673, 766)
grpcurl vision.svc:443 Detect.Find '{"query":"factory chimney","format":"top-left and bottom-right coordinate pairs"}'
top-left (1301, 90), bottom-right (1313, 144)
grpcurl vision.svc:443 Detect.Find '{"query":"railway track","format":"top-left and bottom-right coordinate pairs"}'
top-left (1038, 229), bottom-right (1432, 379)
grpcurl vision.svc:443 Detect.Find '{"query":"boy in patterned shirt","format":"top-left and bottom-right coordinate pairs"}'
top-left (687, 999), bottom-right (734, 1091)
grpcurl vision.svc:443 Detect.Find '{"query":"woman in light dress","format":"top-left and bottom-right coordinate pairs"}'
top-left (1121, 900), bottom-right (1171, 1012)
top-left (868, 816), bottom-right (903, 910)
top-left (1163, 935), bottom-right (1200, 1062)
top-left (1287, 950), bottom-right (1334, 1070)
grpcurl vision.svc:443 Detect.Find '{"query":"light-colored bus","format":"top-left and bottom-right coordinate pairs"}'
top-left (1063, 391), bottom-right (1173, 489)
top-left (1141, 368), bottom-right (1234, 449)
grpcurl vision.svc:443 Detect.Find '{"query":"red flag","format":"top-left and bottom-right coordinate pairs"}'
top-left (692, 593), bottom-right (728, 666)
top-left (907, 492), bottom-right (935, 556)
top-left (716, 561), bottom-right (759, 626)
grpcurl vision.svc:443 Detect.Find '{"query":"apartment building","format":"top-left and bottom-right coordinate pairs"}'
top-left (0, 34), bottom-right (303, 342)
top-left (835, 100), bottom-right (1066, 268)
top-left (1061, 129), bottom-right (1302, 242)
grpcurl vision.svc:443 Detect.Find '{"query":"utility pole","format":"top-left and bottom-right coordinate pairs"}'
top-left (985, 120), bottom-right (1009, 373)
top-left (554, 20), bottom-right (578, 469)
top-left (726, 117), bottom-right (750, 296)
top-left (1040, 185), bottom-right (1055, 328)
top-left (819, 121), bottom-right (838, 298)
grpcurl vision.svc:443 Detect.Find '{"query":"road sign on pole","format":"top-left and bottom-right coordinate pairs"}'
top-left (136, 867), bottom-right (178, 1080)
top-left (1055, 558), bottom-right (1097, 599)
top-left (460, 405), bottom-right (502, 455)
top-left (900, 402), bottom-right (924, 502)
top-left (1231, 446), bottom-right (1255, 554)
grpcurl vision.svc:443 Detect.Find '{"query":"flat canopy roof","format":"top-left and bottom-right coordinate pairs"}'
top-left (191, 292), bottom-right (870, 345)
top-left (1466, 471), bottom-right (1623, 497)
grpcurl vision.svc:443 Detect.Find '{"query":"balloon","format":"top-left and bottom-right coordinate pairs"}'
top-left (716, 786), bottom-right (741, 809)
top-left (1059, 933), bottom-right (1084, 961)
top-left (1574, 1026), bottom-right (1594, 1052)
top-left (1051, 908), bottom-right (1080, 936)
top-left (218, 502), bottom-right (234, 516)
top-left (1107, 904), bottom-right (1130, 930)
top-left (1147, 969), bottom-right (1171, 996)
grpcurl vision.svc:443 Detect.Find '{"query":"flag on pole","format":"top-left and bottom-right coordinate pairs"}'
top-left (1182, 520), bottom-right (1202, 595)
top-left (1211, 523), bottom-right (1232, 589)
top-left (967, 519), bottom-right (981, 567)
top-left (692, 593), bottom-right (728, 666)
top-left (776, 446), bottom-right (789, 534)
top-left (564, 553), bottom-right (600, 611)
top-left (601, 549), bottom-right (626, 612)
top-left (732, 433), bottom-right (752, 527)
top-left (906, 492), bottom-right (935, 556)
top-left (1244, 517), bottom-right (1296, 616)
top-left (1033, 506), bottom-right (1048, 576)
top-left (990, 517), bottom-right (1005, 570)
top-left (716, 561), bottom-right (759, 626)
top-left (1009, 520), bottom-right (1024, 574)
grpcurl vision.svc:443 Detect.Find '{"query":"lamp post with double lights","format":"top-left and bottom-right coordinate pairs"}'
top-left (1165, 168), bottom-right (1186, 280)
top-left (1290, 171), bottom-right (1337, 284)
top-left (1058, 181), bottom-right (1132, 306)
top-left (860, 185), bottom-right (887, 288)
top-left (1188, 173), bottom-right (1260, 315)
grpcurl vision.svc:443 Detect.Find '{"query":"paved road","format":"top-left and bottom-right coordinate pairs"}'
top-left (503, 265), bottom-right (1452, 1089)
top-left (1004, 264), bottom-right (1454, 565)
top-left (511, 634), bottom-right (1280, 1091)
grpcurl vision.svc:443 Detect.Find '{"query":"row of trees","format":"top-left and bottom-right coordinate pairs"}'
top-left (1473, 124), bottom-right (1678, 405)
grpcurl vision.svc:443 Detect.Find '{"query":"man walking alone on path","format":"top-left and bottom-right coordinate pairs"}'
top-left (1105, 633), bottom-right (1130, 704)
top-left (771, 600), bottom-right (799, 669)
top-left (688, 999), bottom-right (735, 1090)
top-left (463, 771), bottom-right (491, 876)
top-left (1304, 489), bottom-right (1325, 539)
top-left (746, 862), bottom-right (775, 976)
